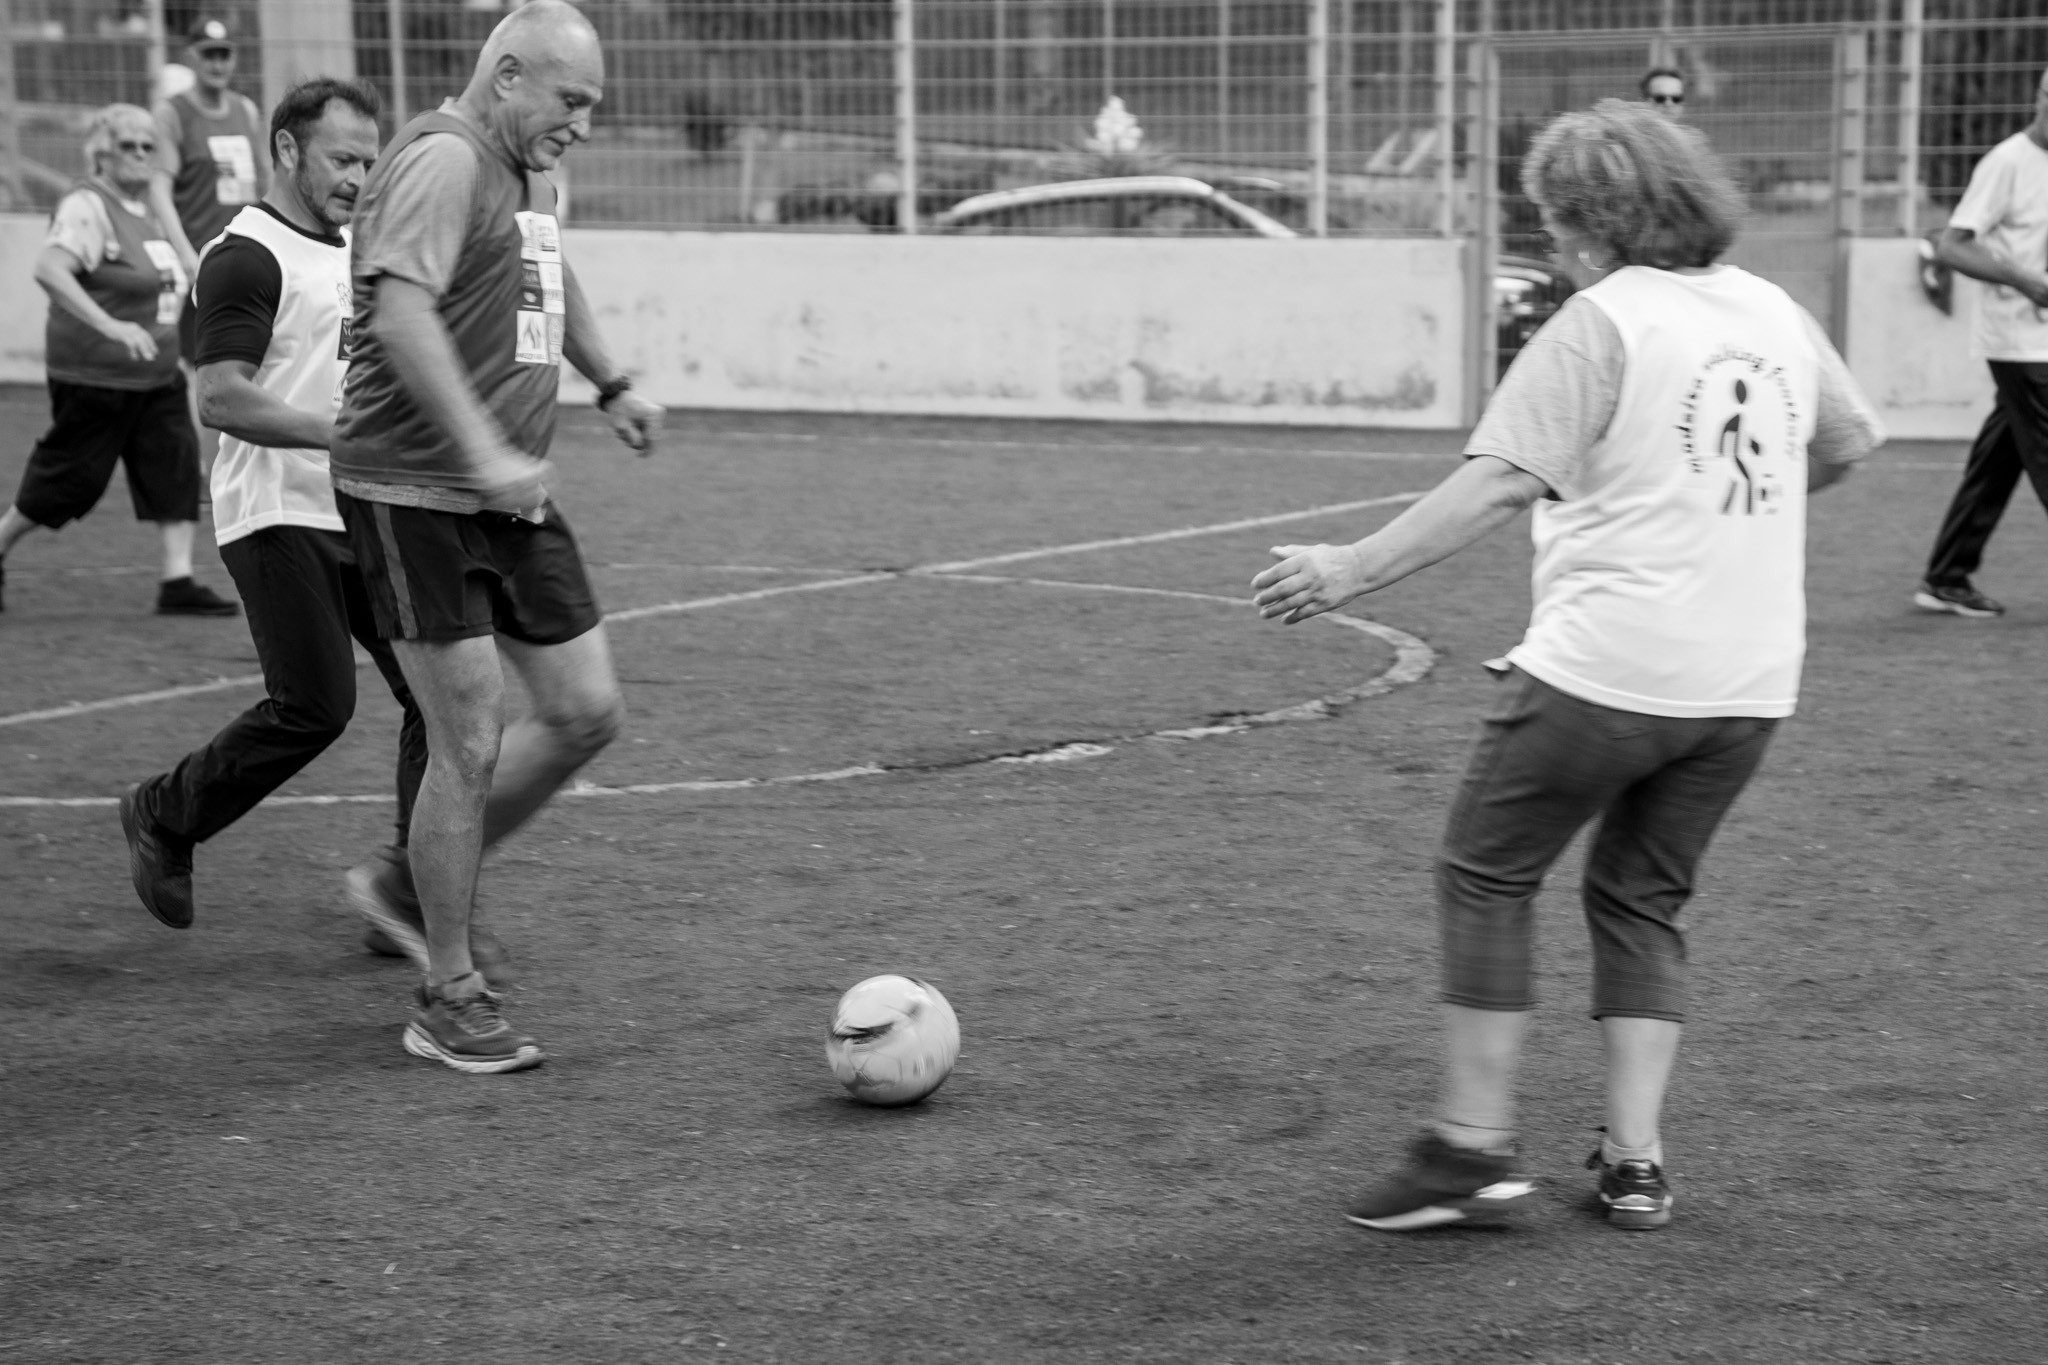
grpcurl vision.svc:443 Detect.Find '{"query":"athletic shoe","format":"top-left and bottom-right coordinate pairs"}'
top-left (352, 850), bottom-right (515, 987)
top-left (1913, 582), bottom-right (2005, 618)
top-left (155, 577), bottom-right (240, 617)
top-left (402, 976), bottom-right (543, 1074)
top-left (1587, 1148), bottom-right (1673, 1230)
top-left (346, 847), bottom-right (427, 971)
top-left (1343, 1130), bottom-right (1536, 1232)
top-left (118, 783), bottom-right (194, 929)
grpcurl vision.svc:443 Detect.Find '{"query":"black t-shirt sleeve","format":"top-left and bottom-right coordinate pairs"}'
top-left (193, 235), bottom-right (283, 368)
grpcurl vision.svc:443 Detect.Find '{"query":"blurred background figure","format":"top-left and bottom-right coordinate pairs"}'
top-left (151, 17), bottom-right (269, 481)
top-left (0, 104), bottom-right (237, 617)
top-left (1641, 67), bottom-right (1686, 118)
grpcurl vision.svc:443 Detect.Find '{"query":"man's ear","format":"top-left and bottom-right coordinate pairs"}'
top-left (272, 130), bottom-right (297, 175)
top-left (493, 53), bottom-right (523, 96)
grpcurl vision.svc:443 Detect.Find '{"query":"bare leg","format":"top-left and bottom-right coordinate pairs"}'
top-left (0, 505), bottom-right (41, 558)
top-left (159, 520), bottom-right (197, 581)
top-left (1437, 1003), bottom-right (1528, 1146)
top-left (390, 635), bottom-right (506, 987)
top-left (485, 624), bottom-right (625, 847)
top-left (1601, 1016), bottom-right (1681, 1157)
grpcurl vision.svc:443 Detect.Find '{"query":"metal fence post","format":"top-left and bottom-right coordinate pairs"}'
top-left (1434, 0), bottom-right (1455, 239)
top-left (1308, 0), bottom-right (1329, 237)
top-left (897, 0), bottom-right (919, 236)
top-left (1831, 27), bottom-right (1869, 345)
top-left (145, 0), bottom-right (167, 93)
top-left (1897, 0), bottom-right (1924, 237)
top-left (387, 0), bottom-right (409, 127)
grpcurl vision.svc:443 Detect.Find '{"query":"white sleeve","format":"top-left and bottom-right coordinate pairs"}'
top-left (44, 189), bottom-right (112, 271)
top-left (1948, 143), bottom-right (2011, 239)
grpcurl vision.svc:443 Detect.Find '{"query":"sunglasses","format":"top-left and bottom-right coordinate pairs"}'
top-left (1649, 93), bottom-right (1685, 105)
top-left (116, 139), bottom-right (157, 153)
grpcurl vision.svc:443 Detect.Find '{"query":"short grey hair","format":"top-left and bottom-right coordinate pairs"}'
top-left (82, 103), bottom-right (155, 173)
top-left (1522, 97), bottom-right (1744, 269)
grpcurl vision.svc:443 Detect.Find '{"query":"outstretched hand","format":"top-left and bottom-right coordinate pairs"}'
top-left (604, 391), bottom-right (664, 456)
top-left (1251, 543), bottom-right (1368, 624)
top-left (475, 452), bottom-right (554, 516)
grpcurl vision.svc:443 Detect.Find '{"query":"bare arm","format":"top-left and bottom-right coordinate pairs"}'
top-left (562, 260), bottom-right (662, 454)
top-left (1808, 454), bottom-right (1852, 493)
top-left (150, 105), bottom-right (201, 275)
top-left (33, 245), bottom-right (156, 361)
top-left (1252, 456), bottom-right (1551, 624)
top-left (1935, 227), bottom-right (2048, 307)
top-left (196, 360), bottom-right (332, 449)
top-left (370, 276), bottom-right (541, 508)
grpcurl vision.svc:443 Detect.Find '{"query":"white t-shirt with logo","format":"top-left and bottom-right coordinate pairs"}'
top-left (198, 205), bottom-right (353, 545)
top-left (1467, 266), bottom-right (1884, 719)
top-left (1949, 131), bottom-right (2048, 361)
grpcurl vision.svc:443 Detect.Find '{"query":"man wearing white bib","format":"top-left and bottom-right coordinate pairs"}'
top-left (119, 79), bottom-right (434, 941)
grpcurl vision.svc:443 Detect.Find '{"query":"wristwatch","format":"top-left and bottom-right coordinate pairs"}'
top-left (595, 375), bottom-right (633, 411)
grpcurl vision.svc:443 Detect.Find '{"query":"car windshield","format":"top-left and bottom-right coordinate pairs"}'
top-left (948, 191), bottom-right (1254, 237)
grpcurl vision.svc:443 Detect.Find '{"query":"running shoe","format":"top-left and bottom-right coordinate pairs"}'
top-left (155, 578), bottom-right (240, 617)
top-left (402, 975), bottom-right (543, 1074)
top-left (1587, 1148), bottom-right (1673, 1230)
top-left (1343, 1130), bottom-right (1535, 1232)
top-left (346, 846), bottom-right (426, 970)
top-left (118, 783), bottom-right (194, 928)
top-left (1913, 582), bottom-right (2005, 618)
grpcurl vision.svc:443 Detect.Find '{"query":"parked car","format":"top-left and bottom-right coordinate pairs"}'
top-left (932, 176), bottom-right (1297, 238)
top-left (1494, 253), bottom-right (1576, 376)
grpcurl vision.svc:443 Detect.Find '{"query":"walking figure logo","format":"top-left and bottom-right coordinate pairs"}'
top-left (1718, 378), bottom-right (1767, 515)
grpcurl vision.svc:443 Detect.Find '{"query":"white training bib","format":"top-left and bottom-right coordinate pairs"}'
top-left (204, 206), bottom-right (354, 545)
top-left (1506, 266), bottom-right (1823, 719)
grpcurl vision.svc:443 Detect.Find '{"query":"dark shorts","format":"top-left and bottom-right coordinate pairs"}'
top-left (15, 378), bottom-right (201, 528)
top-left (1436, 668), bottom-right (1778, 1022)
top-left (335, 490), bottom-right (603, 645)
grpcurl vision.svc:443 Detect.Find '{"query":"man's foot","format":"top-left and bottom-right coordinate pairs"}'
top-left (346, 847), bottom-right (427, 971)
top-left (1913, 582), bottom-right (2005, 618)
top-left (402, 974), bottom-right (543, 1074)
top-left (118, 783), bottom-right (194, 928)
top-left (156, 577), bottom-right (240, 617)
top-left (1344, 1130), bottom-right (1536, 1232)
top-left (1587, 1149), bottom-right (1673, 1230)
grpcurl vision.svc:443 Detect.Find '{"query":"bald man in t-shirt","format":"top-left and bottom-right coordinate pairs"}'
top-left (330, 0), bottom-right (663, 1074)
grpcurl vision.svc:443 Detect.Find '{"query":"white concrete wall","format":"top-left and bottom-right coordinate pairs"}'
top-left (561, 232), bottom-right (1468, 427)
top-left (1844, 237), bottom-right (1994, 442)
top-left (0, 215), bottom-right (1467, 428)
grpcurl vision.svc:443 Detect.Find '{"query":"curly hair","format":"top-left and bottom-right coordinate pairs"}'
top-left (81, 103), bottom-right (156, 174)
top-left (1521, 97), bottom-right (1744, 269)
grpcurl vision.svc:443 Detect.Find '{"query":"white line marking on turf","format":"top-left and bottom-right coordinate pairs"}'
top-left (0, 580), bottom-right (1434, 807)
top-left (0, 495), bottom-right (1419, 730)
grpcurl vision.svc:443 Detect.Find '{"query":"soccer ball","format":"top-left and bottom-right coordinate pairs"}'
top-left (825, 974), bottom-right (960, 1106)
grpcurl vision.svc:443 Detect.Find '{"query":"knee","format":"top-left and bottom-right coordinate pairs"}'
top-left (555, 691), bottom-right (624, 760)
top-left (273, 686), bottom-right (354, 750)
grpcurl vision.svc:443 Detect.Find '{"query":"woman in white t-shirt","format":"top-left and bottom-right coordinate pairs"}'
top-left (1251, 99), bottom-right (1884, 1234)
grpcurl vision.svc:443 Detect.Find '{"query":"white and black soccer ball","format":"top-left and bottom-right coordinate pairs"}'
top-left (825, 974), bottom-right (960, 1106)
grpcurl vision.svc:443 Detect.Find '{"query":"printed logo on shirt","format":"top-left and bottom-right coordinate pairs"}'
top-left (141, 238), bottom-right (186, 327)
top-left (1676, 347), bottom-right (1802, 516)
top-left (513, 210), bottom-right (564, 366)
top-left (208, 135), bottom-right (258, 206)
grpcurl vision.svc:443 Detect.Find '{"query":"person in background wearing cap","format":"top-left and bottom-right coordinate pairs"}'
top-left (152, 18), bottom-right (269, 476)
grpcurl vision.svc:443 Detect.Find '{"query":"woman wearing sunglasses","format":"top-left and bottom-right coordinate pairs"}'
top-left (0, 103), bottom-right (237, 617)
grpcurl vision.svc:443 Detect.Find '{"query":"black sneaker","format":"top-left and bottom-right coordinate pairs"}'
top-left (402, 975), bottom-right (543, 1074)
top-left (118, 783), bottom-right (194, 928)
top-left (1587, 1148), bottom-right (1673, 1230)
top-left (156, 577), bottom-right (240, 617)
top-left (1344, 1131), bottom-right (1536, 1232)
top-left (1913, 582), bottom-right (2005, 618)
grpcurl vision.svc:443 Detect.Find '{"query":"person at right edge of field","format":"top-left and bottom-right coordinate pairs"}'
top-left (330, 0), bottom-right (664, 1074)
top-left (1914, 65), bottom-right (2048, 619)
top-left (1251, 99), bottom-right (1884, 1232)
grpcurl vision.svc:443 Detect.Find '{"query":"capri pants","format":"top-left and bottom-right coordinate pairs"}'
top-left (1435, 668), bottom-right (1777, 1022)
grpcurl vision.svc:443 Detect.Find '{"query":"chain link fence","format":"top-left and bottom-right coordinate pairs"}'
top-left (2, 2), bottom-right (2044, 245)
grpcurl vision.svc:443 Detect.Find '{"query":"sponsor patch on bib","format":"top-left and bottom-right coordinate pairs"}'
top-left (142, 238), bottom-right (186, 326)
top-left (513, 211), bottom-right (564, 365)
top-left (208, 134), bottom-right (258, 206)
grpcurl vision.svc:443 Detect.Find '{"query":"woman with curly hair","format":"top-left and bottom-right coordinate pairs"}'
top-left (1252, 99), bottom-right (1884, 1232)
top-left (0, 103), bottom-right (237, 616)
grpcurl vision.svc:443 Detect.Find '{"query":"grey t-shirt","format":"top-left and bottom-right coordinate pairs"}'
top-left (1467, 285), bottom-right (1883, 497)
